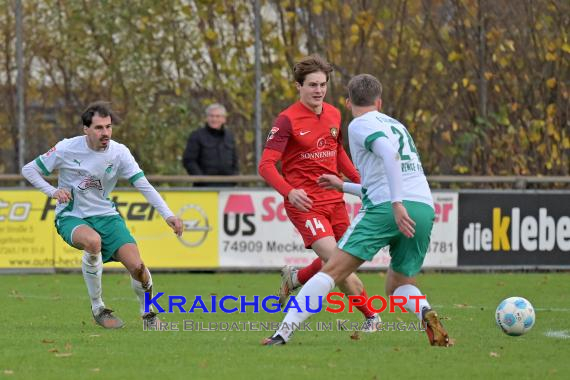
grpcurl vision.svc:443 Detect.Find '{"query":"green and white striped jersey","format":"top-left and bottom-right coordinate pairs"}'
top-left (347, 111), bottom-right (433, 208)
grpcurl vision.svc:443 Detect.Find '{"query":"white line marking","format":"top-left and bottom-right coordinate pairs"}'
top-left (544, 330), bottom-right (570, 339)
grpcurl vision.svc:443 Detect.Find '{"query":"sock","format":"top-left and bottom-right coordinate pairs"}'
top-left (131, 268), bottom-right (154, 315)
top-left (393, 284), bottom-right (431, 321)
top-left (275, 272), bottom-right (334, 341)
top-left (81, 251), bottom-right (104, 313)
top-left (355, 288), bottom-right (376, 319)
top-left (296, 258), bottom-right (323, 285)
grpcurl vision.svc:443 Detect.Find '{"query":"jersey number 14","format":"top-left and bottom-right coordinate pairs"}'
top-left (305, 218), bottom-right (326, 236)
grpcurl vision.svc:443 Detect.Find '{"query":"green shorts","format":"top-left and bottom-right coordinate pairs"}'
top-left (55, 214), bottom-right (136, 263)
top-left (338, 201), bottom-right (434, 277)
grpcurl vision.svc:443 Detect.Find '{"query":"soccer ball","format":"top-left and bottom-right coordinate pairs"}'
top-left (495, 297), bottom-right (535, 336)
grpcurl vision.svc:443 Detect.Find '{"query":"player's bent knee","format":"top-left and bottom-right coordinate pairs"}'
top-left (76, 230), bottom-right (102, 254)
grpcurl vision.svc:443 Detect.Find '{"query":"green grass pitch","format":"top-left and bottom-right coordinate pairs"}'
top-left (1, 272), bottom-right (569, 379)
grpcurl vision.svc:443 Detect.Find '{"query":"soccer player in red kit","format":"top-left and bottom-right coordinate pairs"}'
top-left (258, 55), bottom-right (378, 329)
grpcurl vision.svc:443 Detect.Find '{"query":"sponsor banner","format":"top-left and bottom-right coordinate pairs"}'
top-left (219, 190), bottom-right (458, 269)
top-left (458, 193), bottom-right (570, 266)
top-left (218, 191), bottom-right (314, 267)
top-left (0, 190), bottom-right (219, 269)
top-left (0, 191), bottom-right (54, 268)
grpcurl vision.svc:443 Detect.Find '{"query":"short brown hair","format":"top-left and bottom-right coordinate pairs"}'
top-left (81, 101), bottom-right (119, 127)
top-left (347, 74), bottom-right (383, 106)
top-left (293, 54), bottom-right (333, 85)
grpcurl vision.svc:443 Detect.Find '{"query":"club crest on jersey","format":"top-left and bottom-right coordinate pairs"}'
top-left (105, 162), bottom-right (114, 174)
top-left (330, 127), bottom-right (338, 138)
top-left (267, 127), bottom-right (279, 141)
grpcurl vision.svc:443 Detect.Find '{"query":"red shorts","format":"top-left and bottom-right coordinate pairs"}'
top-left (285, 201), bottom-right (350, 248)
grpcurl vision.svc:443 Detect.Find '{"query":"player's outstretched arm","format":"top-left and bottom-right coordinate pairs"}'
top-left (317, 174), bottom-right (362, 197)
top-left (132, 176), bottom-right (182, 236)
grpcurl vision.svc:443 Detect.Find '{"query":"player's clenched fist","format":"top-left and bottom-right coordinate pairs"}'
top-left (52, 188), bottom-right (73, 204)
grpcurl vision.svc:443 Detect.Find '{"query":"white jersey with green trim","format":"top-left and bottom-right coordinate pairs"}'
top-left (34, 136), bottom-right (144, 218)
top-left (348, 111), bottom-right (433, 208)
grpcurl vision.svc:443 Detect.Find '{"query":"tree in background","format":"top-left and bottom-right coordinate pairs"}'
top-left (0, 0), bottom-right (567, 177)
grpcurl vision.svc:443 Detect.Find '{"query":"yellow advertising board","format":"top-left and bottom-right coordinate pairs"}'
top-left (0, 190), bottom-right (54, 268)
top-left (0, 190), bottom-right (219, 269)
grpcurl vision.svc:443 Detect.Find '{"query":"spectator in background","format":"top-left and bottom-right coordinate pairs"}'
top-left (182, 103), bottom-right (239, 187)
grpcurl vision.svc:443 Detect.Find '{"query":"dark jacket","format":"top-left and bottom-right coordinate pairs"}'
top-left (182, 124), bottom-right (239, 187)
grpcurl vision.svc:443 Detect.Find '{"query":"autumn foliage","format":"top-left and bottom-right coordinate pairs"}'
top-left (0, 0), bottom-right (568, 177)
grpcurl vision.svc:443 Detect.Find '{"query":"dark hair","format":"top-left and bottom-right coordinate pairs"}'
top-left (347, 74), bottom-right (383, 106)
top-left (81, 101), bottom-right (119, 127)
top-left (293, 54), bottom-right (333, 85)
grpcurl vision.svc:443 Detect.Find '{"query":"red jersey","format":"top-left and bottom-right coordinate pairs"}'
top-left (259, 101), bottom-right (360, 205)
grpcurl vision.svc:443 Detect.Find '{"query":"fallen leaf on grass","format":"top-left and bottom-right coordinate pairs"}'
top-left (55, 353), bottom-right (73, 358)
top-left (3, 370), bottom-right (14, 375)
top-left (48, 348), bottom-right (58, 353)
top-left (91, 368), bottom-right (100, 372)
top-left (454, 303), bottom-right (469, 308)
top-left (10, 290), bottom-right (23, 301)
top-left (489, 352), bottom-right (500, 358)
top-left (350, 331), bottom-right (360, 340)
top-left (41, 339), bottom-right (55, 344)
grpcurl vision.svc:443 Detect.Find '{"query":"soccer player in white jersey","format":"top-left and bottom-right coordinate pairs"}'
top-left (21, 101), bottom-right (183, 329)
top-left (262, 74), bottom-right (453, 347)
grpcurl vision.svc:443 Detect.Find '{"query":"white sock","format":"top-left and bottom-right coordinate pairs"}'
top-left (393, 284), bottom-right (431, 321)
top-left (131, 269), bottom-right (153, 315)
top-left (275, 272), bottom-right (335, 341)
top-left (81, 251), bottom-right (104, 313)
